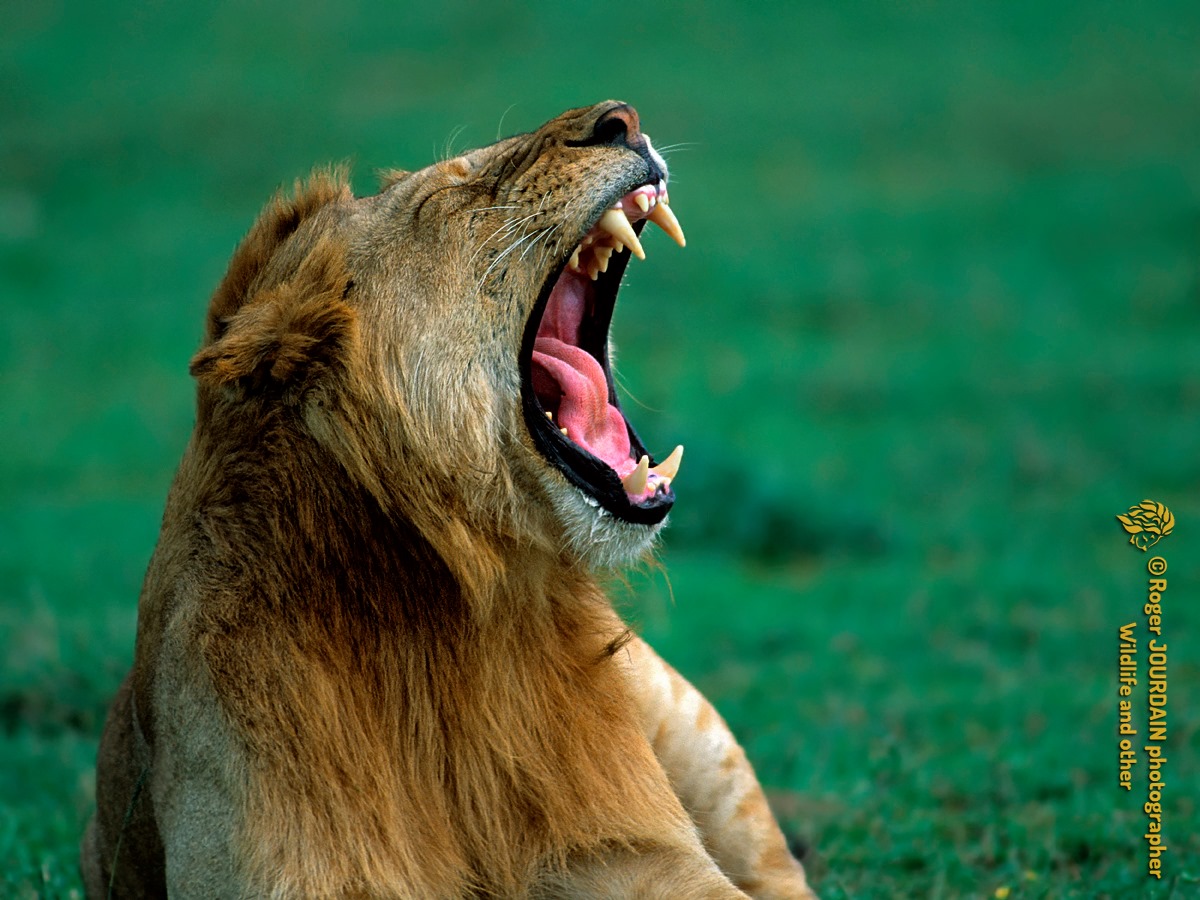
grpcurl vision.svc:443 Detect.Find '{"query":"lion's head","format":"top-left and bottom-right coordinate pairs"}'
top-left (188, 101), bottom-right (685, 570)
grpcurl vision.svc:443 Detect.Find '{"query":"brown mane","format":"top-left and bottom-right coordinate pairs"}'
top-left (186, 427), bottom-right (675, 894)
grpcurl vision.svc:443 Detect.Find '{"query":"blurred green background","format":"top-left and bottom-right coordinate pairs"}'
top-left (3, 1), bottom-right (1198, 897)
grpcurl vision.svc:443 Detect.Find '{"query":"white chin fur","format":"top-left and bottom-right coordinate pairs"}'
top-left (540, 470), bottom-right (664, 568)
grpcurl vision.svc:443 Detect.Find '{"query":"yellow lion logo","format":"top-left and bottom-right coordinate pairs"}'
top-left (1116, 500), bottom-right (1174, 551)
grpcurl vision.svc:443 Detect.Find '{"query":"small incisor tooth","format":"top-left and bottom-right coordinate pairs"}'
top-left (622, 455), bottom-right (650, 494)
top-left (569, 247), bottom-right (581, 270)
top-left (650, 444), bottom-right (683, 481)
top-left (647, 202), bottom-right (686, 248)
top-left (596, 245), bottom-right (614, 273)
top-left (598, 209), bottom-right (645, 260)
top-left (634, 194), bottom-right (650, 213)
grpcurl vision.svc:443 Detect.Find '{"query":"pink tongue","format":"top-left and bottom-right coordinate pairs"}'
top-left (531, 337), bottom-right (634, 477)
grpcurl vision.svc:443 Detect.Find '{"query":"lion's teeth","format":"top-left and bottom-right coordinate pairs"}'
top-left (568, 199), bottom-right (672, 275)
top-left (647, 202), bottom-right (686, 248)
top-left (622, 455), bottom-right (650, 494)
top-left (650, 445), bottom-right (683, 481)
top-left (545, 410), bottom-right (553, 420)
top-left (560, 427), bottom-right (569, 436)
top-left (596, 245), bottom-right (613, 273)
top-left (598, 209), bottom-right (645, 260)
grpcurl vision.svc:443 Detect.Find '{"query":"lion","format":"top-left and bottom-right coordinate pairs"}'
top-left (81, 101), bottom-right (816, 899)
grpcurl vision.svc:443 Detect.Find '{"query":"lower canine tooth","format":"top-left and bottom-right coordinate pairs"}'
top-left (650, 445), bottom-right (683, 481)
top-left (622, 455), bottom-right (650, 494)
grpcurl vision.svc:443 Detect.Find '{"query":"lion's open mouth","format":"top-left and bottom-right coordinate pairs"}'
top-left (521, 182), bottom-right (686, 526)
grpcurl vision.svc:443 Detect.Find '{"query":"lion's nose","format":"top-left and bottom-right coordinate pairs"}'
top-left (588, 103), bottom-right (642, 149)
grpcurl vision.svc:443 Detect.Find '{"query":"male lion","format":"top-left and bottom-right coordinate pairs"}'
top-left (82, 101), bottom-right (815, 899)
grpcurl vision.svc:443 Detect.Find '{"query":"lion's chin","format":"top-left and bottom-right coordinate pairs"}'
top-left (540, 469), bottom-right (666, 568)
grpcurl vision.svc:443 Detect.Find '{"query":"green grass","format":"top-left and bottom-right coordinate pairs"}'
top-left (3, 1), bottom-right (1199, 896)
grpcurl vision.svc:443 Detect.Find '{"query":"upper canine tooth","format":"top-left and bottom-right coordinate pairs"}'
top-left (598, 209), bottom-right (645, 260)
top-left (650, 445), bottom-right (683, 481)
top-left (622, 455), bottom-right (650, 494)
top-left (648, 202), bottom-right (686, 248)
top-left (634, 194), bottom-right (650, 213)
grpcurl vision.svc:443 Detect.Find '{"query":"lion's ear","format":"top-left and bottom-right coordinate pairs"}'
top-left (190, 237), bottom-right (356, 396)
top-left (209, 169), bottom-right (351, 329)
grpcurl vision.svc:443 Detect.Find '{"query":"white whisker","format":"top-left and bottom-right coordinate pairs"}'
top-left (495, 103), bottom-right (520, 141)
top-left (653, 142), bottom-right (696, 154)
top-left (521, 223), bottom-right (561, 261)
top-left (477, 227), bottom-right (552, 291)
top-left (439, 124), bottom-right (469, 161)
top-left (470, 211), bottom-right (545, 265)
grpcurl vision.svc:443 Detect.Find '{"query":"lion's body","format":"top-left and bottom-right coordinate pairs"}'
top-left (82, 102), bottom-right (814, 899)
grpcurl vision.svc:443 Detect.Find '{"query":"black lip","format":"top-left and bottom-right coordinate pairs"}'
top-left (519, 185), bottom-right (674, 526)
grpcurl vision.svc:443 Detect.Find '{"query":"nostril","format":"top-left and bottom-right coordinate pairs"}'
top-left (567, 103), bottom-right (642, 149)
top-left (591, 112), bottom-right (631, 147)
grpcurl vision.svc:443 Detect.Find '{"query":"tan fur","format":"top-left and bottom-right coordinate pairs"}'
top-left (616, 639), bottom-right (815, 899)
top-left (82, 102), bottom-right (815, 898)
